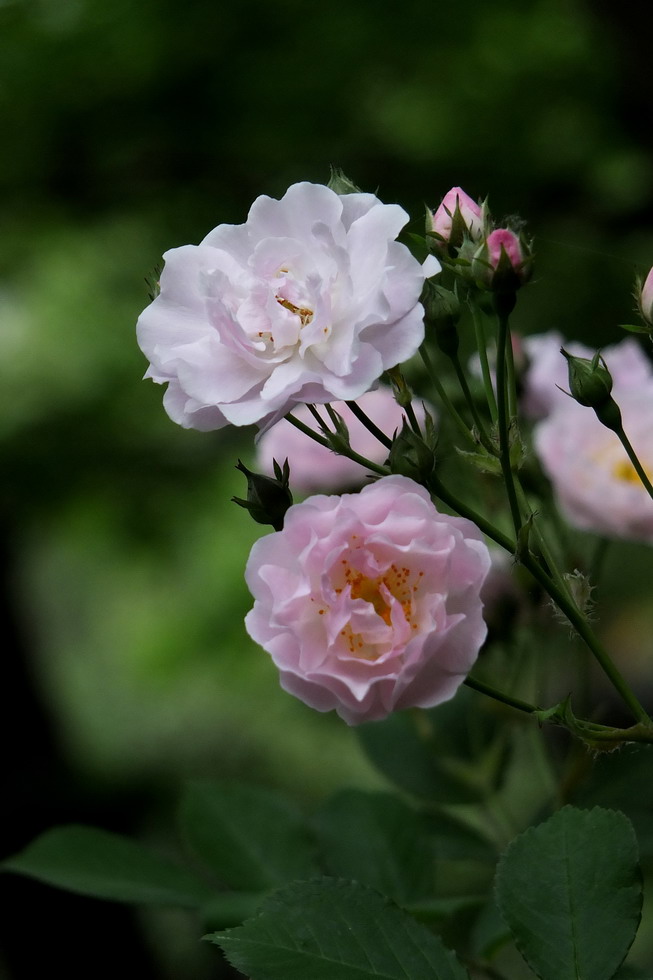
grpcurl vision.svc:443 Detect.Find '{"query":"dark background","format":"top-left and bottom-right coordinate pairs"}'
top-left (2, 1), bottom-right (653, 976)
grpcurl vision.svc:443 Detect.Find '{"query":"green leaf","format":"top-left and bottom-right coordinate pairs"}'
top-left (312, 790), bottom-right (434, 904)
top-left (2, 825), bottom-right (211, 907)
top-left (495, 806), bottom-right (642, 980)
top-left (619, 323), bottom-right (652, 335)
top-left (211, 877), bottom-right (470, 980)
top-left (179, 780), bottom-right (317, 891)
top-left (612, 966), bottom-right (653, 979)
top-left (455, 447), bottom-right (502, 475)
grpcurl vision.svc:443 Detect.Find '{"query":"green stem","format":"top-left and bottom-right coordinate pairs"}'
top-left (504, 321), bottom-right (518, 419)
top-left (427, 472), bottom-right (514, 552)
top-left (471, 306), bottom-right (498, 422)
top-left (615, 422), bottom-right (653, 501)
top-left (285, 412), bottom-right (390, 477)
top-left (419, 345), bottom-right (478, 449)
top-left (464, 675), bottom-right (538, 715)
top-left (450, 352), bottom-right (496, 454)
top-left (345, 400), bottom-right (393, 450)
top-left (403, 398), bottom-right (422, 437)
top-left (495, 311), bottom-right (523, 537)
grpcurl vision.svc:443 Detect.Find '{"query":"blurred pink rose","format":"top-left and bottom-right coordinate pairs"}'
top-left (256, 387), bottom-right (434, 493)
top-left (534, 391), bottom-right (653, 543)
top-left (429, 187), bottom-right (484, 243)
top-left (137, 182), bottom-right (439, 431)
top-left (245, 475), bottom-right (490, 724)
top-left (522, 333), bottom-right (653, 419)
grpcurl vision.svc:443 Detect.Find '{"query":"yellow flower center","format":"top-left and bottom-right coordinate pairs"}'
top-left (612, 458), bottom-right (653, 486)
top-left (332, 555), bottom-right (425, 659)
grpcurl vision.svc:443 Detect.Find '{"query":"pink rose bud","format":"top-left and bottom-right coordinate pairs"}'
top-left (472, 227), bottom-right (533, 297)
top-left (639, 267), bottom-right (653, 325)
top-left (245, 475), bottom-right (491, 724)
top-left (486, 229), bottom-right (523, 270)
top-left (428, 187), bottom-right (484, 247)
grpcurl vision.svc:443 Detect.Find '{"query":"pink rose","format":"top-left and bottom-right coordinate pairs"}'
top-left (256, 387), bottom-right (434, 493)
top-left (522, 333), bottom-right (653, 419)
top-left (429, 187), bottom-right (484, 244)
top-left (245, 475), bottom-right (490, 724)
top-left (534, 391), bottom-right (653, 544)
top-left (137, 182), bottom-right (440, 431)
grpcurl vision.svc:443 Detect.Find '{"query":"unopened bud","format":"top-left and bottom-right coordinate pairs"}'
top-left (327, 168), bottom-right (361, 196)
top-left (638, 266), bottom-right (653, 326)
top-left (473, 227), bottom-right (533, 302)
top-left (561, 349), bottom-right (612, 407)
top-left (387, 418), bottom-right (436, 482)
top-left (427, 187), bottom-right (486, 251)
top-left (561, 349), bottom-right (623, 433)
top-left (233, 458), bottom-right (293, 531)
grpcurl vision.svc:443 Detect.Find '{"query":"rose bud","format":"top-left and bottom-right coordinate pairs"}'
top-left (638, 266), bottom-right (653, 326)
top-left (427, 187), bottom-right (485, 250)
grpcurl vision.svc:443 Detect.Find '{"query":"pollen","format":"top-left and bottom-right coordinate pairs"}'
top-left (275, 295), bottom-right (314, 327)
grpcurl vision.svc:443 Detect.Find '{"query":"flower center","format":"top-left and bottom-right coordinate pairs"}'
top-left (275, 295), bottom-right (314, 327)
top-left (612, 458), bottom-right (653, 486)
top-left (333, 556), bottom-right (425, 659)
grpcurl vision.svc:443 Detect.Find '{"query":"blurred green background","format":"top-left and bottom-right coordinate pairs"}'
top-left (2, 0), bottom-right (653, 976)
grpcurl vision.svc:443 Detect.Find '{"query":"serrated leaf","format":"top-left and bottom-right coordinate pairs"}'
top-left (455, 446), bottom-right (502, 475)
top-left (2, 825), bottom-right (211, 907)
top-left (179, 780), bottom-right (317, 891)
top-left (210, 877), bottom-right (470, 980)
top-left (495, 806), bottom-right (642, 980)
top-left (312, 790), bottom-right (434, 904)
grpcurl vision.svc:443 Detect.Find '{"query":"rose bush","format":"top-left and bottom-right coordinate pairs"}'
top-left (137, 182), bottom-right (439, 430)
top-left (244, 475), bottom-right (490, 724)
top-left (256, 387), bottom-right (434, 493)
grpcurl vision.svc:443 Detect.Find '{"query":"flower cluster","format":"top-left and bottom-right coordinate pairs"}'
top-left (136, 177), bottom-right (653, 729)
